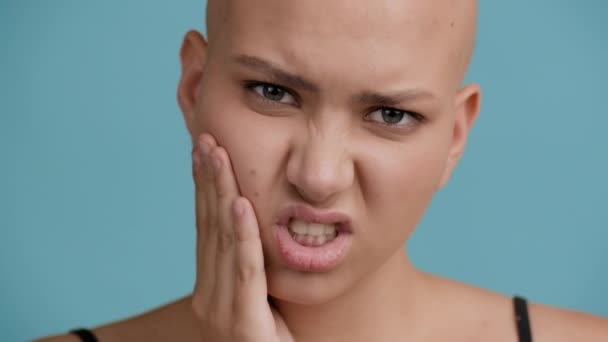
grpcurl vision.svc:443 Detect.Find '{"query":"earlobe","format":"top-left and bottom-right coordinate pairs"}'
top-left (437, 83), bottom-right (482, 190)
top-left (177, 30), bottom-right (208, 135)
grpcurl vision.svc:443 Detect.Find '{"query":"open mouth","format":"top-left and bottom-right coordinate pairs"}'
top-left (286, 218), bottom-right (348, 247)
top-left (273, 204), bottom-right (354, 272)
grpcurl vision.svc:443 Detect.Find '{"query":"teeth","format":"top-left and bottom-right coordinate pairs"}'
top-left (292, 234), bottom-right (334, 246)
top-left (288, 219), bottom-right (338, 238)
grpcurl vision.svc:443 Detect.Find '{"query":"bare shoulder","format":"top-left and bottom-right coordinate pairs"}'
top-left (32, 335), bottom-right (80, 342)
top-left (422, 274), bottom-right (608, 342)
top-left (529, 301), bottom-right (608, 342)
top-left (32, 295), bottom-right (199, 342)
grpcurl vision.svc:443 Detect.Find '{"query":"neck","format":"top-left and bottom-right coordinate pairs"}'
top-left (272, 249), bottom-right (433, 342)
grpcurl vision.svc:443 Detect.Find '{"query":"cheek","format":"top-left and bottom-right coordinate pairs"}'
top-left (196, 84), bottom-right (292, 222)
top-left (224, 126), bottom-right (293, 232)
top-left (362, 140), bottom-right (449, 245)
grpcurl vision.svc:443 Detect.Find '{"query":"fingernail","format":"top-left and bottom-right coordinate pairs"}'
top-left (192, 150), bottom-right (201, 169)
top-left (233, 199), bottom-right (245, 218)
top-left (212, 155), bottom-right (222, 172)
top-left (200, 142), bottom-right (210, 156)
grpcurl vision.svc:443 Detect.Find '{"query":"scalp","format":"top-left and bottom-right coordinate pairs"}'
top-left (205, 0), bottom-right (478, 85)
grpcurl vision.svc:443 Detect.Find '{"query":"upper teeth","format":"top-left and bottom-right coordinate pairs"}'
top-left (288, 219), bottom-right (337, 236)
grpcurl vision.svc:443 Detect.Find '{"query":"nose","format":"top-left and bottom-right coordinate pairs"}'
top-left (286, 128), bottom-right (354, 206)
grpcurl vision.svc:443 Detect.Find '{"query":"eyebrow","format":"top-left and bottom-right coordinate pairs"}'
top-left (352, 89), bottom-right (436, 107)
top-left (233, 54), bottom-right (436, 106)
top-left (233, 54), bottom-right (319, 92)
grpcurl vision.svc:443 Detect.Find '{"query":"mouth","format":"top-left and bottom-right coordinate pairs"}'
top-left (273, 204), bottom-right (354, 272)
top-left (277, 205), bottom-right (353, 234)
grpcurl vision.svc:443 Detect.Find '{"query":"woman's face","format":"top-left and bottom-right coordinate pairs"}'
top-left (180, 0), bottom-right (479, 304)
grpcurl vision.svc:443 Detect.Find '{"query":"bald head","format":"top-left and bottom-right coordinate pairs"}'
top-left (205, 0), bottom-right (228, 47)
top-left (205, 0), bottom-right (478, 85)
top-left (178, 4), bottom-right (483, 299)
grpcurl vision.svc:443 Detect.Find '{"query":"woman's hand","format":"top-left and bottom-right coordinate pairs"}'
top-left (190, 133), bottom-right (294, 342)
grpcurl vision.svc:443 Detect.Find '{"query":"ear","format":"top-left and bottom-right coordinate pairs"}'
top-left (177, 30), bottom-right (208, 138)
top-left (437, 83), bottom-right (481, 189)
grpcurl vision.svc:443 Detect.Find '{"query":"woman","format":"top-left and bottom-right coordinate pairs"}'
top-left (37, 0), bottom-right (608, 341)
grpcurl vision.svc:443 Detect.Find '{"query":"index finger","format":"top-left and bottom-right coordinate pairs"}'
top-left (231, 197), bottom-right (270, 323)
top-left (194, 134), bottom-right (218, 232)
top-left (192, 134), bottom-right (219, 301)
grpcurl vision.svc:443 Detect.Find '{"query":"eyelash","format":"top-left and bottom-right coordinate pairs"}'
top-left (243, 81), bottom-right (426, 127)
top-left (243, 81), bottom-right (299, 106)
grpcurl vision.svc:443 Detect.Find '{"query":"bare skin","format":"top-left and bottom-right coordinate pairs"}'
top-left (36, 0), bottom-right (608, 341)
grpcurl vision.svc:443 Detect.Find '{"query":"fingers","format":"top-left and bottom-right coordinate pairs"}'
top-left (196, 134), bottom-right (218, 229)
top-left (232, 197), bottom-right (269, 323)
top-left (193, 132), bottom-right (261, 315)
top-left (211, 145), bottom-right (241, 201)
top-left (208, 143), bottom-right (243, 318)
top-left (191, 133), bottom-right (284, 341)
top-left (193, 133), bottom-right (218, 305)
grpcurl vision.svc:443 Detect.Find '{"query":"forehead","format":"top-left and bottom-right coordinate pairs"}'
top-left (214, 0), bottom-right (465, 94)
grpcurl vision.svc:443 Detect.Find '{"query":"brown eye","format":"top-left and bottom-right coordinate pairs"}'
top-left (252, 83), bottom-right (296, 104)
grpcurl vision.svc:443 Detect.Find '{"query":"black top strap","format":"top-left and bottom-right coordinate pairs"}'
top-left (69, 328), bottom-right (99, 342)
top-left (513, 296), bottom-right (533, 342)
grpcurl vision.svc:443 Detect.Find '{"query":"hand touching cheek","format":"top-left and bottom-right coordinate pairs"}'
top-left (190, 133), bottom-right (294, 342)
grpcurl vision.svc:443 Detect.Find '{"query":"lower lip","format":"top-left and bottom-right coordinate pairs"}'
top-left (274, 224), bottom-right (352, 272)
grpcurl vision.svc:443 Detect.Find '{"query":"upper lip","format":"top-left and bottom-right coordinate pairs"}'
top-left (276, 204), bottom-right (353, 234)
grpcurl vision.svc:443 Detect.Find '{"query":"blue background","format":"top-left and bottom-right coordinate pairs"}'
top-left (1, 1), bottom-right (607, 340)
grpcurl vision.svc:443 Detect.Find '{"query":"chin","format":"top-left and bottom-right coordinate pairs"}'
top-left (265, 263), bottom-right (352, 306)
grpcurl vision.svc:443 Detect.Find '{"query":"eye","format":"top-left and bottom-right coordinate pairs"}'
top-left (250, 83), bottom-right (296, 105)
top-left (366, 107), bottom-right (420, 126)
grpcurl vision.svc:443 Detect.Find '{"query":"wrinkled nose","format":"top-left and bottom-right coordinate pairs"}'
top-left (286, 134), bottom-right (354, 206)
